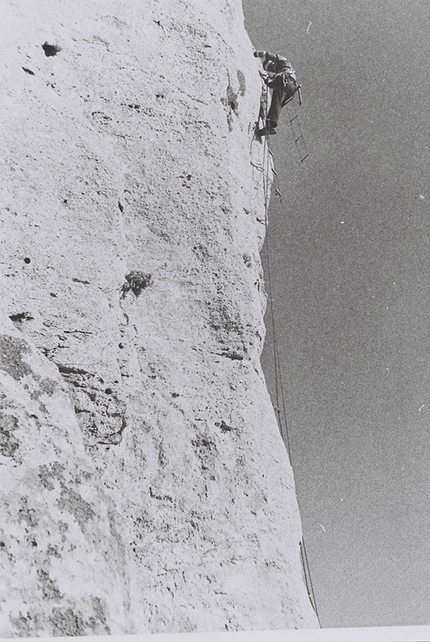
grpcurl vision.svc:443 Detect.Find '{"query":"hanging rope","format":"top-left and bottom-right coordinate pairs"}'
top-left (257, 85), bottom-right (320, 624)
top-left (300, 540), bottom-right (320, 617)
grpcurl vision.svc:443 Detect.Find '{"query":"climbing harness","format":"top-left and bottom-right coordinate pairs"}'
top-left (256, 82), bottom-right (320, 625)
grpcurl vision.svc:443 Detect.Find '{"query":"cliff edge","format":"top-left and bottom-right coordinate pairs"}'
top-left (0, 0), bottom-right (319, 635)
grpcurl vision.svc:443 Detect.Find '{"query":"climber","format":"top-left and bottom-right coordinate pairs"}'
top-left (254, 50), bottom-right (300, 137)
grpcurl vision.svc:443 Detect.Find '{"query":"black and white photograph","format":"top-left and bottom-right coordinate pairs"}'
top-left (0, 1), bottom-right (429, 641)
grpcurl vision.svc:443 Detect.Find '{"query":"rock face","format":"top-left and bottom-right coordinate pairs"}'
top-left (0, 0), bottom-right (319, 635)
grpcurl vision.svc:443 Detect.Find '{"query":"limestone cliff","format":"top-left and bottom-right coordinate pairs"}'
top-left (0, 0), bottom-right (319, 635)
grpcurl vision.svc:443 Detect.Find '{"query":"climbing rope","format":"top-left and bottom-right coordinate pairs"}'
top-left (300, 539), bottom-right (320, 617)
top-left (257, 84), bottom-right (320, 624)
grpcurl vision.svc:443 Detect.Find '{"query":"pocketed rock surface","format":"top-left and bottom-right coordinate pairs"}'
top-left (0, 0), bottom-right (319, 635)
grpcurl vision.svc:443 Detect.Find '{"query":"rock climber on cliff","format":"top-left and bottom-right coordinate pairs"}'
top-left (254, 50), bottom-right (301, 137)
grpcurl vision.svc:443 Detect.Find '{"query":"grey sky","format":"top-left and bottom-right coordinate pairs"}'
top-left (243, 0), bottom-right (430, 628)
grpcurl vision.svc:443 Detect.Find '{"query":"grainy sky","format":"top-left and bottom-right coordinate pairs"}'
top-left (243, 0), bottom-right (430, 629)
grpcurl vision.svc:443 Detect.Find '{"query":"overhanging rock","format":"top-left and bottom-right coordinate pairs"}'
top-left (0, 0), bottom-right (319, 634)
